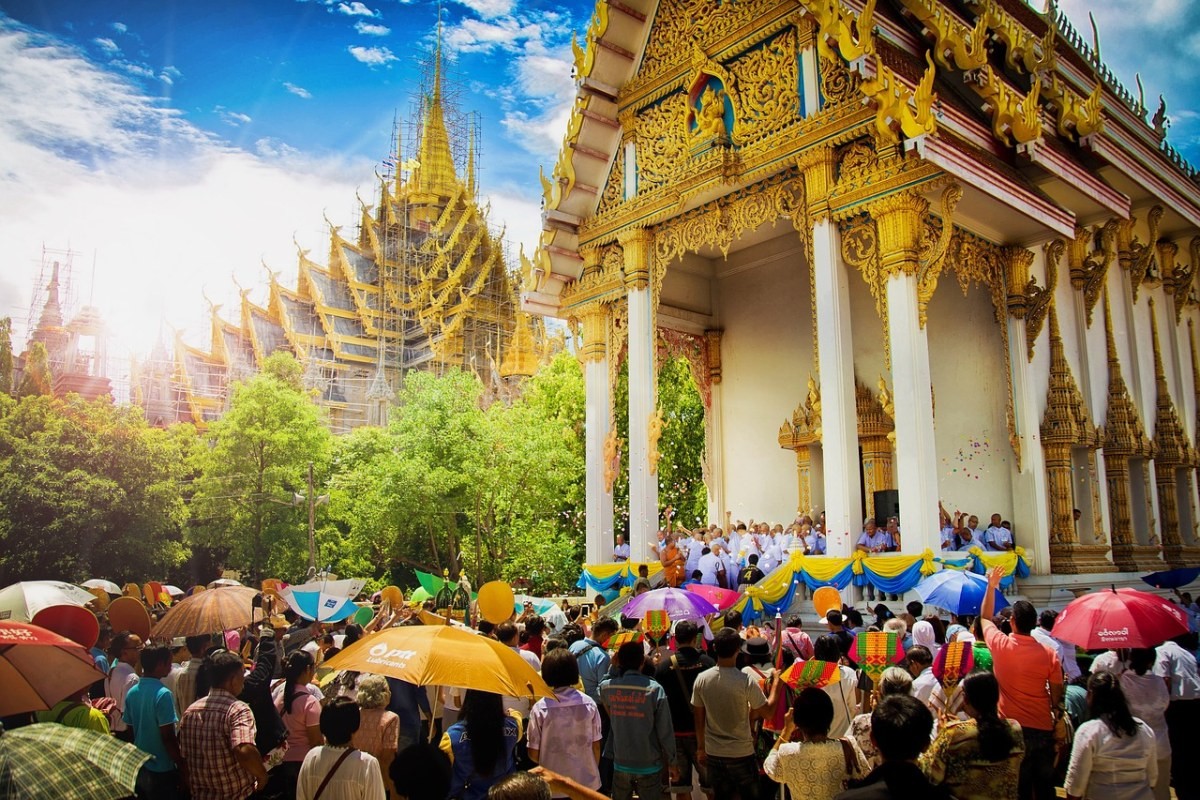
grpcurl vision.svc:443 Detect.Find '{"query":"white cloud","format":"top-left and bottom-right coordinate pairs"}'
top-left (450, 0), bottom-right (515, 20)
top-left (159, 65), bottom-right (181, 85)
top-left (0, 18), bottom-right (369, 369)
top-left (348, 45), bottom-right (396, 66)
top-left (93, 37), bottom-right (119, 54)
top-left (284, 81), bottom-right (313, 99)
top-left (216, 107), bottom-right (252, 126)
top-left (443, 17), bottom-right (543, 55)
top-left (354, 21), bottom-right (390, 36)
top-left (337, 2), bottom-right (378, 17)
top-left (114, 60), bottom-right (155, 79)
top-left (111, 22), bottom-right (128, 34)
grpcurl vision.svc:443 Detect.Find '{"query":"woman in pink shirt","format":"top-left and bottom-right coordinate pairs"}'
top-left (271, 650), bottom-right (323, 798)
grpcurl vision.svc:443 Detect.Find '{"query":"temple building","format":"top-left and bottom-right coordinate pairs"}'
top-left (525, 0), bottom-right (1200, 600)
top-left (134, 43), bottom-right (544, 432)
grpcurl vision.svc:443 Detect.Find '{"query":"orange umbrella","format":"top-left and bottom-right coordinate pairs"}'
top-left (152, 586), bottom-right (259, 639)
top-left (0, 621), bottom-right (105, 716)
top-left (322, 624), bottom-right (552, 699)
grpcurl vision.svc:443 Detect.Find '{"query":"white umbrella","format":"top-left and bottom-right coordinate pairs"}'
top-left (0, 582), bottom-right (97, 623)
top-left (207, 578), bottom-right (243, 588)
top-left (279, 579), bottom-right (365, 622)
top-left (81, 579), bottom-right (122, 595)
top-left (162, 585), bottom-right (185, 597)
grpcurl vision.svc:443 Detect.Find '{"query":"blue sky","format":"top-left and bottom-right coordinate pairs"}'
top-left (0, 0), bottom-right (1197, 377)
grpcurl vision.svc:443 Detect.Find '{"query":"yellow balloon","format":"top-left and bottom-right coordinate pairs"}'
top-left (477, 581), bottom-right (516, 624)
top-left (813, 586), bottom-right (843, 619)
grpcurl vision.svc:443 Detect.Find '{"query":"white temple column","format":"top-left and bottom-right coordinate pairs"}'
top-left (872, 193), bottom-right (940, 555)
top-left (619, 228), bottom-right (658, 563)
top-left (812, 218), bottom-right (861, 558)
top-left (580, 304), bottom-right (613, 565)
top-left (705, 330), bottom-right (726, 524)
top-left (799, 147), bottom-right (861, 558)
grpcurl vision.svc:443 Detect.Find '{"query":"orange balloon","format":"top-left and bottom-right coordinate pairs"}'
top-left (476, 581), bottom-right (515, 624)
top-left (813, 586), bottom-right (843, 619)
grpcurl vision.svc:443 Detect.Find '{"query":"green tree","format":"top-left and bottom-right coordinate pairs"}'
top-left (17, 341), bottom-right (52, 398)
top-left (0, 395), bottom-right (191, 584)
top-left (189, 352), bottom-right (332, 581)
top-left (0, 317), bottom-right (13, 396)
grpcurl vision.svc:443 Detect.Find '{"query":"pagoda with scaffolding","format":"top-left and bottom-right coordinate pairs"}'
top-left (137, 33), bottom-right (549, 432)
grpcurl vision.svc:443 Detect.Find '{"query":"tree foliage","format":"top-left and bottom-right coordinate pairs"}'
top-left (189, 353), bottom-right (333, 581)
top-left (17, 341), bottom-right (52, 398)
top-left (0, 318), bottom-right (13, 396)
top-left (0, 394), bottom-right (192, 584)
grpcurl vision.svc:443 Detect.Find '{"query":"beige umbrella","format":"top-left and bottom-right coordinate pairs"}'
top-left (151, 586), bottom-right (259, 639)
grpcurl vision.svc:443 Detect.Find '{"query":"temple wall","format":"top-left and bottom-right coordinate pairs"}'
top-left (714, 233), bottom-right (813, 524)
top-left (926, 281), bottom-right (1016, 532)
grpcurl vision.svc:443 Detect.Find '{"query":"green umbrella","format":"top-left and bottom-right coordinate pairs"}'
top-left (409, 586), bottom-right (433, 603)
top-left (0, 723), bottom-right (150, 800)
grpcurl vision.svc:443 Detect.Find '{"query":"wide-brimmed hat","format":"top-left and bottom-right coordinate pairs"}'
top-left (742, 636), bottom-right (771, 658)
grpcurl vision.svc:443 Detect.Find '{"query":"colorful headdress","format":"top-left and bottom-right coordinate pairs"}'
top-left (780, 658), bottom-right (841, 689)
top-left (850, 631), bottom-right (905, 682)
top-left (933, 639), bottom-right (974, 690)
top-left (644, 610), bottom-right (671, 640)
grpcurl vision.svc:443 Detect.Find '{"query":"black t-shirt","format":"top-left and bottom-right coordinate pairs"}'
top-left (654, 646), bottom-right (715, 733)
top-left (737, 566), bottom-right (765, 585)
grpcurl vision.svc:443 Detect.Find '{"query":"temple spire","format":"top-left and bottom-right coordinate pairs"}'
top-left (414, 14), bottom-right (457, 198)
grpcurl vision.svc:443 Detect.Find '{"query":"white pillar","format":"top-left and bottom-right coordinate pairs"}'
top-left (871, 193), bottom-right (941, 555)
top-left (581, 305), bottom-right (613, 565)
top-left (619, 228), bottom-right (659, 563)
top-left (706, 375), bottom-right (726, 524)
top-left (812, 217), bottom-right (862, 558)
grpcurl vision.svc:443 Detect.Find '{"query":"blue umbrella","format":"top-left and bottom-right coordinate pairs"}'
top-left (1142, 567), bottom-right (1200, 590)
top-left (914, 569), bottom-right (1010, 616)
top-left (280, 578), bottom-right (365, 623)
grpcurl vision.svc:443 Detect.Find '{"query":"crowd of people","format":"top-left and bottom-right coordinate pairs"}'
top-left (7, 561), bottom-right (1200, 800)
top-left (635, 506), bottom-right (1022, 591)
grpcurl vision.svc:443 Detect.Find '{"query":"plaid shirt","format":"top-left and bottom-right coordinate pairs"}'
top-left (179, 689), bottom-right (259, 800)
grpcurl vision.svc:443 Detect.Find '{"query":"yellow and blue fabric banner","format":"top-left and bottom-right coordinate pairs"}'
top-left (578, 547), bottom-right (1028, 621)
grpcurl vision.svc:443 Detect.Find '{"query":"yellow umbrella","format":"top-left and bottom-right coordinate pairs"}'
top-left (322, 624), bottom-right (552, 699)
top-left (151, 586), bottom-right (259, 639)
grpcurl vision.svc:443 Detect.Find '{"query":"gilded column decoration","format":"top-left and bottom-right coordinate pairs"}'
top-left (603, 429), bottom-right (621, 494)
top-left (840, 212), bottom-right (887, 365)
top-left (1101, 291), bottom-right (1159, 571)
top-left (779, 377), bottom-right (822, 515)
top-left (1040, 304), bottom-right (1109, 573)
top-left (578, 245), bottom-right (602, 281)
top-left (648, 408), bottom-right (664, 475)
top-left (1018, 242), bottom-right (1057, 361)
top-left (619, 227), bottom-right (654, 290)
top-left (1117, 206), bottom-right (1164, 302)
top-left (1169, 238), bottom-right (1200, 322)
top-left (578, 302), bottom-right (609, 364)
top-left (1148, 300), bottom-right (1193, 565)
top-left (1068, 220), bottom-right (1119, 326)
top-left (799, 146), bottom-right (835, 371)
top-left (857, 379), bottom-right (896, 503)
top-left (705, 330), bottom-right (723, 384)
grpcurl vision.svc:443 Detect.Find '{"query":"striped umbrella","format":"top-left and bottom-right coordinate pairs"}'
top-left (280, 579), bottom-right (364, 623)
top-left (0, 723), bottom-right (149, 800)
top-left (151, 586), bottom-right (259, 639)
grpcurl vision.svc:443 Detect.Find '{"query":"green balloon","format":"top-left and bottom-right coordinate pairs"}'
top-left (353, 606), bottom-right (373, 626)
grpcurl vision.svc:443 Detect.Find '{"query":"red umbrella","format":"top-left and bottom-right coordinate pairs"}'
top-left (685, 584), bottom-right (741, 611)
top-left (0, 621), bottom-right (105, 716)
top-left (1053, 588), bottom-right (1190, 650)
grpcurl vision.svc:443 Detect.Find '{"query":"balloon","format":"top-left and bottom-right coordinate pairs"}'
top-left (32, 604), bottom-right (100, 649)
top-left (108, 596), bottom-right (152, 640)
top-left (381, 586), bottom-right (404, 607)
top-left (813, 586), bottom-right (843, 620)
top-left (353, 606), bottom-right (374, 626)
top-left (477, 581), bottom-right (516, 624)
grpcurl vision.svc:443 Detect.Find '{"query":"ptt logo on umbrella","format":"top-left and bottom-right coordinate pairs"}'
top-left (324, 598), bottom-right (338, 608)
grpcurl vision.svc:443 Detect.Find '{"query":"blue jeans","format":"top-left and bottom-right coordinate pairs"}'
top-left (613, 768), bottom-right (664, 800)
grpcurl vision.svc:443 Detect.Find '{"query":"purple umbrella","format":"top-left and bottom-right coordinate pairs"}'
top-left (622, 587), bottom-right (720, 621)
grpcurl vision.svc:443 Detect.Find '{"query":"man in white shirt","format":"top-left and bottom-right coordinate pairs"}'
top-left (1155, 635), bottom-right (1200, 797)
top-left (905, 645), bottom-right (938, 706)
top-left (613, 534), bottom-right (630, 562)
top-left (497, 621), bottom-right (540, 720)
top-left (1030, 609), bottom-right (1080, 680)
top-left (803, 527), bottom-right (826, 555)
top-left (105, 631), bottom-right (142, 737)
top-left (697, 547), bottom-right (720, 587)
top-left (856, 519), bottom-right (889, 554)
top-left (983, 514), bottom-right (1014, 551)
